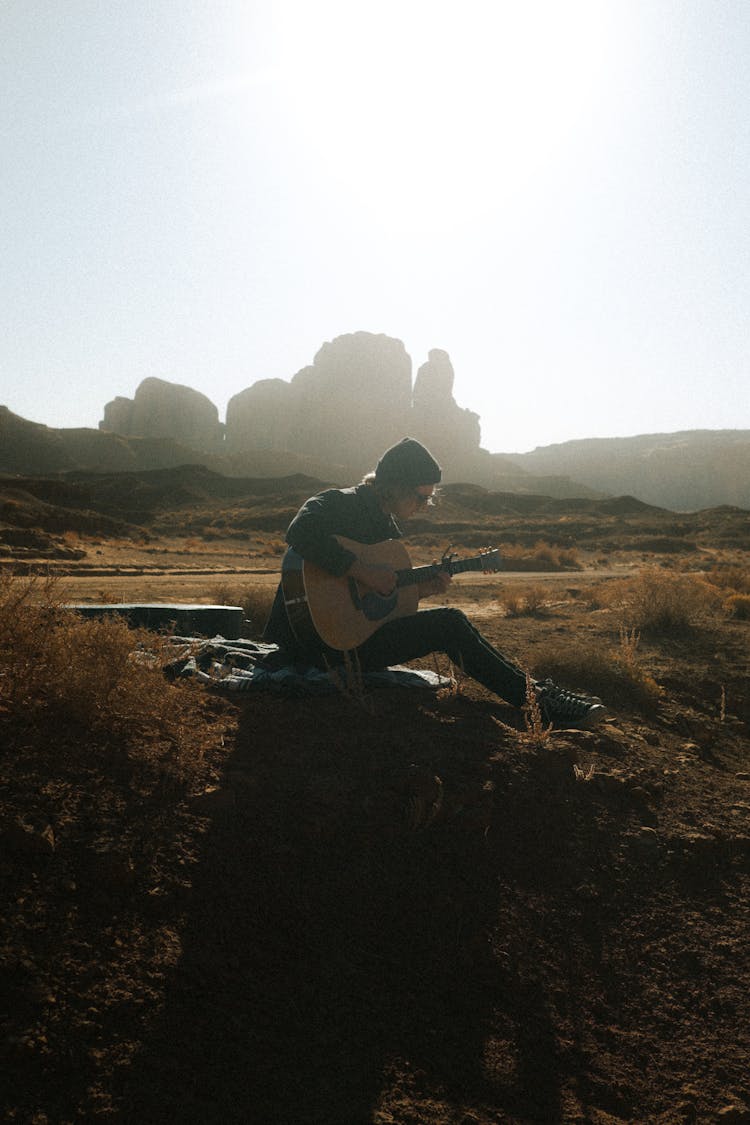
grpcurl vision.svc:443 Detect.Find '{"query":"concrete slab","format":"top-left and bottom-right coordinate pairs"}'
top-left (65, 603), bottom-right (245, 639)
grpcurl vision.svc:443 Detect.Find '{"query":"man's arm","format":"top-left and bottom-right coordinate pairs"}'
top-left (286, 490), bottom-right (397, 593)
top-left (285, 493), bottom-right (358, 576)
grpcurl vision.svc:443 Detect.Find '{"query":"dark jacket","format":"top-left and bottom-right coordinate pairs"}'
top-left (263, 484), bottom-right (401, 657)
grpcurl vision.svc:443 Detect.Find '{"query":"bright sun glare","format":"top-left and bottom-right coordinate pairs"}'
top-left (272, 1), bottom-right (610, 233)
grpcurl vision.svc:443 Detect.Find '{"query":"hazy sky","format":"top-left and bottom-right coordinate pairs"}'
top-left (2, 0), bottom-right (749, 454)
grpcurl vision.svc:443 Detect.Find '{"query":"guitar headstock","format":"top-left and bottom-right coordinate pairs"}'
top-left (477, 547), bottom-right (501, 573)
top-left (439, 545), bottom-right (502, 576)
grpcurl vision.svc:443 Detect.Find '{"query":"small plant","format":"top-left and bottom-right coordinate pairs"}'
top-left (580, 581), bottom-right (614, 610)
top-left (707, 564), bottom-right (750, 595)
top-left (617, 625), bottom-right (641, 674)
top-left (500, 584), bottom-right (548, 617)
top-left (208, 582), bottom-right (276, 638)
top-left (522, 673), bottom-right (553, 747)
top-left (603, 568), bottom-right (720, 635)
top-left (208, 581), bottom-right (238, 606)
top-left (724, 593), bottom-right (750, 620)
top-left (324, 649), bottom-right (375, 714)
top-left (613, 626), bottom-right (661, 704)
top-left (97, 588), bottom-right (122, 604)
top-left (432, 653), bottom-right (459, 698)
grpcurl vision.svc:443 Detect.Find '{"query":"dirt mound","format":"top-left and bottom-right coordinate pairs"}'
top-left (0, 484), bottom-right (141, 539)
top-left (0, 467), bottom-right (327, 541)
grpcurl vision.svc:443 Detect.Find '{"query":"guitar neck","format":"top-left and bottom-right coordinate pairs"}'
top-left (396, 557), bottom-right (488, 589)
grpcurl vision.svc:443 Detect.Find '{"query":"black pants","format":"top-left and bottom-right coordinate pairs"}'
top-left (320, 607), bottom-right (529, 707)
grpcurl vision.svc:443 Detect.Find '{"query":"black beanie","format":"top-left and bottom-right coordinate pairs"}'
top-left (374, 438), bottom-right (442, 487)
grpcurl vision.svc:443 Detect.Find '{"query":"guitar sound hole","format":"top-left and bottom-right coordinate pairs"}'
top-left (359, 591), bottom-right (398, 622)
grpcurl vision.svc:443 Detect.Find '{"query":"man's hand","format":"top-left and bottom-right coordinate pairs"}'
top-left (348, 559), bottom-right (398, 597)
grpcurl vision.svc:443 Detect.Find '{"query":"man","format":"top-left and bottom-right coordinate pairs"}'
top-left (264, 437), bottom-right (606, 728)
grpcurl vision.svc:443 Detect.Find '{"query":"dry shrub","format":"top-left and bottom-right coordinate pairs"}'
top-left (724, 593), bottom-right (750, 620)
top-left (501, 540), bottom-right (581, 572)
top-left (531, 632), bottom-right (661, 713)
top-left (0, 572), bottom-right (205, 780)
top-left (209, 582), bottom-right (276, 638)
top-left (601, 567), bottom-right (720, 635)
top-left (708, 564), bottom-right (750, 595)
top-left (500, 584), bottom-right (549, 617)
top-left (577, 581), bottom-right (615, 610)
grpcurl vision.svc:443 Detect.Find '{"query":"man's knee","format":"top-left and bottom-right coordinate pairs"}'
top-left (425, 606), bottom-right (469, 625)
top-left (422, 606), bottom-right (474, 640)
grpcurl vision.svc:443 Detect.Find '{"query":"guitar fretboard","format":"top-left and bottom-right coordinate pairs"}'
top-left (395, 554), bottom-right (498, 589)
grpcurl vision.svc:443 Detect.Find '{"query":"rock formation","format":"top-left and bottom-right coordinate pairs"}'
top-left (87, 334), bottom-right (606, 496)
top-left (226, 332), bottom-right (414, 473)
top-left (294, 332), bottom-right (413, 470)
top-left (99, 396), bottom-right (134, 438)
top-left (101, 336), bottom-right (484, 478)
top-left (225, 379), bottom-right (295, 452)
top-left (411, 348), bottom-right (481, 460)
top-left (94, 334), bottom-right (524, 489)
top-left (101, 377), bottom-right (223, 452)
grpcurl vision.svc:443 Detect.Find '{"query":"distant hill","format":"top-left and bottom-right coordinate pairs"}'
top-left (3, 466), bottom-right (748, 557)
top-left (3, 405), bottom-right (749, 510)
top-left (0, 406), bottom-right (599, 501)
top-left (0, 406), bottom-right (340, 481)
top-left (508, 430), bottom-right (750, 511)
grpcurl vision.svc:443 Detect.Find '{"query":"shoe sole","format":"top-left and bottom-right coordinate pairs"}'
top-left (571, 704), bottom-right (608, 730)
top-left (545, 704), bottom-right (608, 730)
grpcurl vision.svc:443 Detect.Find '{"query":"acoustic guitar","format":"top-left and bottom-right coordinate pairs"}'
top-left (281, 535), bottom-right (501, 652)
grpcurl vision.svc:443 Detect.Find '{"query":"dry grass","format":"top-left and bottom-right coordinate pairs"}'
top-left (521, 673), bottom-right (553, 747)
top-left (706, 562), bottom-right (750, 595)
top-left (600, 567), bottom-right (720, 635)
top-left (208, 581), bottom-right (276, 638)
top-left (499, 584), bottom-right (549, 617)
top-left (704, 563), bottom-right (750, 619)
top-left (530, 630), bottom-right (661, 713)
top-left (0, 572), bottom-right (207, 782)
top-left (500, 540), bottom-right (581, 571)
top-left (724, 593), bottom-right (750, 620)
top-left (323, 649), bottom-right (377, 715)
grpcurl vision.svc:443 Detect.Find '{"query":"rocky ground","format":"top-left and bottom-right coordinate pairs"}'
top-left (2, 478), bottom-right (750, 1123)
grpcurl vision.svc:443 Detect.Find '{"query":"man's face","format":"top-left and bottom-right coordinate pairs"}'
top-left (390, 484), bottom-right (436, 521)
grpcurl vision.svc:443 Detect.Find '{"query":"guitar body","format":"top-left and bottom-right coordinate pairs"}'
top-left (282, 536), bottom-right (420, 652)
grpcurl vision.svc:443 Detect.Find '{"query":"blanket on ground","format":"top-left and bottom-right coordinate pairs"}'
top-left (162, 636), bottom-right (452, 696)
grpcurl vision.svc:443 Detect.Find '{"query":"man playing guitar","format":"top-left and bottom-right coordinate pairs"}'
top-left (264, 437), bottom-right (606, 729)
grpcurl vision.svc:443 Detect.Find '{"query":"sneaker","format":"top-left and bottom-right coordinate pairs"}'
top-left (534, 679), bottom-right (607, 730)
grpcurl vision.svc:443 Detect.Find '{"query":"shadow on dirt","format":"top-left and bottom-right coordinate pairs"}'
top-left (116, 691), bottom-right (634, 1123)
